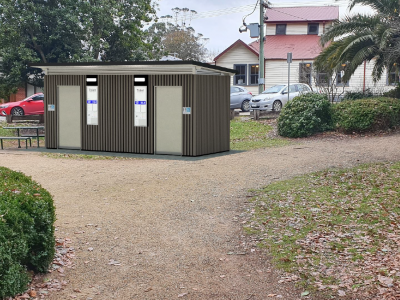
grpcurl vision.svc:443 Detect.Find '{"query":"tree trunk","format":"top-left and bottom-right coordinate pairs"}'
top-left (28, 30), bottom-right (47, 63)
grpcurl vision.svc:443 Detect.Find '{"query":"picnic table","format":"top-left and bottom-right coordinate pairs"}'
top-left (2, 126), bottom-right (45, 148)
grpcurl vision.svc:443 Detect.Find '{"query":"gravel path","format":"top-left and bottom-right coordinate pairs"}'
top-left (1, 133), bottom-right (400, 300)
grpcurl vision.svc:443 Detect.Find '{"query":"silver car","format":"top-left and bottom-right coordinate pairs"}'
top-left (230, 86), bottom-right (252, 112)
top-left (250, 83), bottom-right (312, 112)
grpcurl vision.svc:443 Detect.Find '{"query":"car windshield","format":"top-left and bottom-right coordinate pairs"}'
top-left (21, 94), bottom-right (41, 102)
top-left (20, 95), bottom-right (33, 102)
top-left (262, 85), bottom-right (285, 94)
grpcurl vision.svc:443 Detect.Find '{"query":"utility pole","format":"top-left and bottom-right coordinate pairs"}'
top-left (238, 1), bottom-right (267, 120)
top-left (259, 0), bottom-right (265, 95)
top-left (254, 0), bottom-right (266, 120)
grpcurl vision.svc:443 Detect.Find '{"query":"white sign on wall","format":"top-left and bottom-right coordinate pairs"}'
top-left (87, 86), bottom-right (98, 125)
top-left (134, 86), bottom-right (147, 127)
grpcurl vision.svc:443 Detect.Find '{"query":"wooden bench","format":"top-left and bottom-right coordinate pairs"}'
top-left (0, 137), bottom-right (31, 149)
top-left (6, 114), bottom-right (44, 123)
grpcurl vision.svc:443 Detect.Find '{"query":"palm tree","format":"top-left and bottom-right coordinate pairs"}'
top-left (315, 0), bottom-right (400, 83)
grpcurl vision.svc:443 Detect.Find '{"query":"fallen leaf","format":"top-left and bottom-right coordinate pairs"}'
top-left (29, 290), bottom-right (37, 297)
top-left (301, 291), bottom-right (310, 296)
top-left (267, 294), bottom-right (277, 297)
top-left (338, 290), bottom-right (346, 297)
top-left (378, 275), bottom-right (393, 287)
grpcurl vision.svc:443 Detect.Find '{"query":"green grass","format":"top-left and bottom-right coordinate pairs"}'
top-left (230, 118), bottom-right (291, 150)
top-left (247, 162), bottom-right (400, 297)
top-left (0, 121), bottom-right (45, 148)
top-left (3, 118), bottom-right (291, 153)
top-left (0, 121), bottom-right (16, 137)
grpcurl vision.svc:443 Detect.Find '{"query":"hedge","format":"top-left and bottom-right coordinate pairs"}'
top-left (332, 97), bottom-right (400, 133)
top-left (0, 167), bottom-right (56, 298)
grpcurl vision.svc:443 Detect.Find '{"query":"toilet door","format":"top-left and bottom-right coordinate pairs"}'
top-left (154, 86), bottom-right (183, 155)
top-left (58, 86), bottom-right (81, 149)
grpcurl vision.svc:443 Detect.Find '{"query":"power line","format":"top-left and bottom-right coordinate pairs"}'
top-left (242, 0), bottom-right (260, 24)
top-left (272, 1), bottom-right (348, 7)
top-left (155, 0), bottom-right (352, 27)
top-left (163, 1), bottom-right (349, 23)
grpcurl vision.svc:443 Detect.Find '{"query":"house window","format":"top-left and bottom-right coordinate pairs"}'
top-left (299, 63), bottom-right (312, 85)
top-left (234, 64), bottom-right (247, 85)
top-left (336, 72), bottom-right (347, 86)
top-left (317, 70), bottom-right (329, 86)
top-left (276, 24), bottom-right (287, 35)
top-left (387, 65), bottom-right (399, 85)
top-left (249, 64), bottom-right (259, 85)
top-left (336, 63), bottom-right (348, 86)
top-left (308, 23), bottom-right (319, 35)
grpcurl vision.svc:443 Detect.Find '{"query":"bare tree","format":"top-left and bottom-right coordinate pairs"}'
top-left (312, 68), bottom-right (347, 103)
top-left (146, 7), bottom-right (208, 61)
top-left (298, 63), bottom-right (347, 103)
top-left (162, 28), bottom-right (207, 61)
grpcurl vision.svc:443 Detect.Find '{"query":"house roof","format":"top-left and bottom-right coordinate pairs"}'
top-left (29, 61), bottom-right (237, 76)
top-left (249, 35), bottom-right (322, 60)
top-left (265, 6), bottom-right (339, 23)
top-left (213, 39), bottom-right (259, 61)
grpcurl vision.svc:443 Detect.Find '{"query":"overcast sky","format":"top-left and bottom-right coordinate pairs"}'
top-left (155, 0), bottom-right (374, 58)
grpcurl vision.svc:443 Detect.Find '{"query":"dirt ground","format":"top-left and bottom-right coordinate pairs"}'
top-left (1, 133), bottom-right (400, 300)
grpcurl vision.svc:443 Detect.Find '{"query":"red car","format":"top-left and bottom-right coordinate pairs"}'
top-left (0, 93), bottom-right (44, 116)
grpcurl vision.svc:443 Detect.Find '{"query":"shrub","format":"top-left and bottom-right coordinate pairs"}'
top-left (332, 97), bottom-right (400, 133)
top-left (0, 167), bottom-right (56, 298)
top-left (343, 88), bottom-right (374, 101)
top-left (277, 93), bottom-right (333, 138)
top-left (382, 85), bottom-right (400, 99)
top-left (0, 222), bottom-right (30, 298)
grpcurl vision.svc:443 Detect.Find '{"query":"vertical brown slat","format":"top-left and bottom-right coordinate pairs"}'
top-left (45, 75), bottom-right (85, 149)
top-left (192, 75), bottom-right (230, 156)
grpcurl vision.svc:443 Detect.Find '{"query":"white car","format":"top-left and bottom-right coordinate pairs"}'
top-left (250, 83), bottom-right (312, 112)
top-left (230, 86), bottom-right (253, 112)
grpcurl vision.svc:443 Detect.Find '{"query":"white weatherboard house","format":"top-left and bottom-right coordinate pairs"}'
top-left (214, 6), bottom-right (395, 96)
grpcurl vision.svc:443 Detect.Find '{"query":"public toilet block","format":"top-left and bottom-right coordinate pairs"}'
top-left (30, 61), bottom-right (236, 156)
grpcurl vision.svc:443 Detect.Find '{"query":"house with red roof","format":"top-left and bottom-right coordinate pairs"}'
top-left (214, 6), bottom-right (393, 96)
